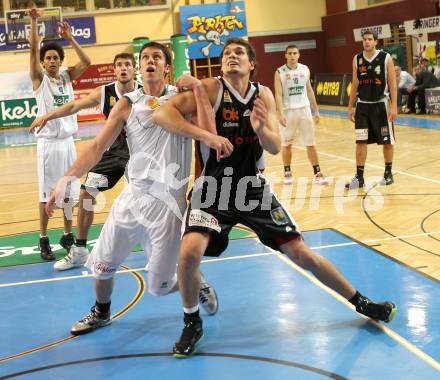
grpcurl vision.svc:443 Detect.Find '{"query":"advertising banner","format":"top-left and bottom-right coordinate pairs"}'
top-left (72, 63), bottom-right (115, 90)
top-left (74, 90), bottom-right (104, 121)
top-left (425, 88), bottom-right (440, 113)
top-left (314, 74), bottom-right (346, 106)
top-left (0, 98), bottom-right (37, 128)
top-left (353, 24), bottom-right (391, 42)
top-left (180, 1), bottom-right (247, 59)
top-left (405, 16), bottom-right (440, 35)
top-left (0, 16), bottom-right (96, 52)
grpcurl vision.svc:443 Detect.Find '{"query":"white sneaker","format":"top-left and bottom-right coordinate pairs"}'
top-left (283, 171), bottom-right (293, 184)
top-left (312, 172), bottom-right (329, 185)
top-left (199, 272), bottom-right (218, 315)
top-left (54, 245), bottom-right (89, 271)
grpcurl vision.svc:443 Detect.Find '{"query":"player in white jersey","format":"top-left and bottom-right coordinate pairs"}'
top-left (46, 42), bottom-right (233, 335)
top-left (274, 45), bottom-right (328, 185)
top-left (28, 8), bottom-right (91, 261)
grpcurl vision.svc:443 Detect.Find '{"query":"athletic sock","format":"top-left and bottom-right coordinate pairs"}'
top-left (356, 165), bottom-right (365, 180)
top-left (348, 290), bottom-right (362, 306)
top-left (184, 309), bottom-right (200, 321)
top-left (384, 162), bottom-right (392, 177)
top-left (313, 164), bottom-right (321, 175)
top-left (95, 300), bottom-right (111, 315)
top-left (75, 239), bottom-right (87, 247)
top-left (284, 165), bottom-right (291, 173)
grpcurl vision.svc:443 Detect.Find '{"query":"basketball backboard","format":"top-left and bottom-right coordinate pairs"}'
top-left (4, 7), bottom-right (62, 44)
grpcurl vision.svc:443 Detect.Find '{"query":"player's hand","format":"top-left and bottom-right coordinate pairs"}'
top-left (45, 176), bottom-right (77, 217)
top-left (29, 115), bottom-right (49, 134)
top-left (277, 113), bottom-right (286, 127)
top-left (348, 107), bottom-right (355, 123)
top-left (389, 104), bottom-right (398, 122)
top-left (313, 112), bottom-right (320, 124)
top-left (176, 75), bottom-right (201, 92)
top-left (203, 134), bottom-right (233, 162)
top-left (58, 21), bottom-right (73, 40)
top-left (250, 96), bottom-right (268, 133)
top-left (27, 8), bottom-right (43, 20)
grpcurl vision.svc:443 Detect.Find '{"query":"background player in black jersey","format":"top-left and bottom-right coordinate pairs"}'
top-left (347, 30), bottom-right (397, 189)
top-left (154, 37), bottom-right (397, 358)
top-left (30, 53), bottom-right (139, 270)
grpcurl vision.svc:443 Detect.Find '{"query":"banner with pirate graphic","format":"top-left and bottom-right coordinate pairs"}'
top-left (179, 1), bottom-right (247, 59)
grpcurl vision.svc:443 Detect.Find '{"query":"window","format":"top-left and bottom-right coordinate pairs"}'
top-left (53, 0), bottom-right (87, 12)
top-left (10, 0), bottom-right (47, 10)
top-left (94, 0), bottom-right (166, 10)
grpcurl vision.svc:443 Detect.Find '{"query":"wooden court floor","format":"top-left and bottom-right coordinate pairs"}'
top-left (0, 111), bottom-right (439, 281)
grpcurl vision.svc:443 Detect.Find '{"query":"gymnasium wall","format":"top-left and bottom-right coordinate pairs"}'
top-left (0, 0), bottom-right (325, 74)
top-left (322, 0), bottom-right (440, 73)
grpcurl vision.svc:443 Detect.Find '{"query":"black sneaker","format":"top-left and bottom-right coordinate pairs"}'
top-left (70, 306), bottom-right (112, 336)
top-left (39, 237), bottom-right (55, 261)
top-left (59, 233), bottom-right (74, 252)
top-left (379, 175), bottom-right (394, 186)
top-left (345, 175), bottom-right (365, 190)
top-left (173, 317), bottom-right (203, 358)
top-left (355, 296), bottom-right (397, 323)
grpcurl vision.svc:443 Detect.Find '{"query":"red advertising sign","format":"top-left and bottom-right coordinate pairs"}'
top-left (72, 64), bottom-right (115, 90)
top-left (74, 91), bottom-right (104, 121)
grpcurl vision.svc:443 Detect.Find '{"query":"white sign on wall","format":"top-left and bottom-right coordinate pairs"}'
top-left (404, 16), bottom-right (440, 35)
top-left (353, 24), bottom-right (391, 42)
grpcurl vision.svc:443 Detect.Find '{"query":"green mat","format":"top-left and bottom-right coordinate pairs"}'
top-left (0, 224), bottom-right (253, 267)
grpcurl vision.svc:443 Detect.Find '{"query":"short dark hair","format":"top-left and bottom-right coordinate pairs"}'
top-left (361, 29), bottom-right (378, 40)
top-left (113, 53), bottom-right (136, 67)
top-left (139, 42), bottom-right (171, 65)
top-left (40, 42), bottom-right (64, 62)
top-left (285, 44), bottom-right (299, 53)
top-left (221, 37), bottom-right (257, 79)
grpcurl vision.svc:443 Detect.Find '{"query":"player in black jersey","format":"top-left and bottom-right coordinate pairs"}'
top-left (154, 37), bottom-right (397, 358)
top-left (346, 30), bottom-right (397, 189)
top-left (30, 53), bottom-right (140, 270)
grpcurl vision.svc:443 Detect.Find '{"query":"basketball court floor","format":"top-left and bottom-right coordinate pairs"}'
top-left (0, 109), bottom-right (439, 379)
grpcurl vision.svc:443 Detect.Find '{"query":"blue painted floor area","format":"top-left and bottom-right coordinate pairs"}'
top-left (0, 229), bottom-right (439, 379)
top-left (320, 108), bottom-right (440, 130)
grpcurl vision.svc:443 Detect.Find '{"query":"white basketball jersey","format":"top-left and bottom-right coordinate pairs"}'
top-left (277, 63), bottom-right (310, 109)
top-left (124, 85), bottom-right (192, 202)
top-left (34, 69), bottom-right (77, 139)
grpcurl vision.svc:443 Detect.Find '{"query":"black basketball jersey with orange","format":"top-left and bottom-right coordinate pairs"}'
top-left (356, 50), bottom-right (388, 102)
top-left (194, 77), bottom-right (264, 206)
top-left (90, 81), bottom-right (142, 172)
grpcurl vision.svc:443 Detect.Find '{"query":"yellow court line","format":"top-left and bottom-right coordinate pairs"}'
top-left (271, 248), bottom-right (440, 372)
top-left (0, 265), bottom-right (145, 363)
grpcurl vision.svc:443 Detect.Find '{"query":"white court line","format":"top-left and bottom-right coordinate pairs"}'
top-left (2, 230), bottom-right (439, 289)
top-left (293, 146), bottom-right (440, 185)
top-left (271, 248), bottom-right (440, 372)
top-left (0, 252), bottom-right (275, 288)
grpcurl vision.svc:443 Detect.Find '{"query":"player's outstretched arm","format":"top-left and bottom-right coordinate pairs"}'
top-left (58, 21), bottom-right (91, 80)
top-left (27, 8), bottom-right (44, 90)
top-left (45, 98), bottom-right (129, 216)
top-left (175, 75), bottom-right (218, 134)
top-left (153, 89), bottom-right (233, 162)
top-left (30, 86), bottom-right (101, 133)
